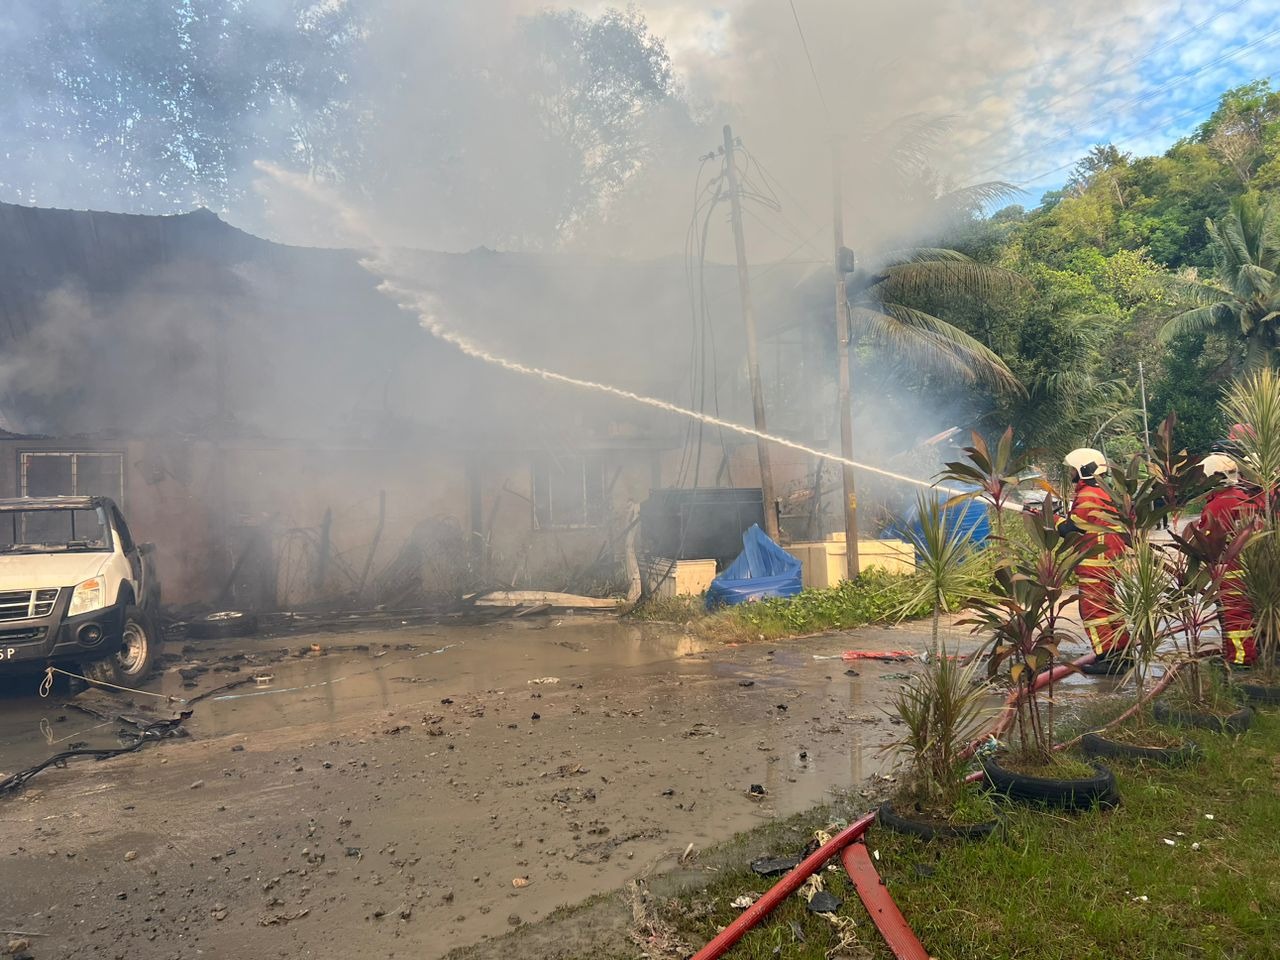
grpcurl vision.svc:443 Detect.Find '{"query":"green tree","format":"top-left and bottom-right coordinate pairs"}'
top-left (1160, 193), bottom-right (1280, 373)
top-left (1148, 333), bottom-right (1230, 453)
top-left (0, 0), bottom-right (361, 212)
top-left (1196, 80), bottom-right (1280, 186)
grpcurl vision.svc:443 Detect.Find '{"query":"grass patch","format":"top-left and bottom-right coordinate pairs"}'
top-left (996, 751), bottom-right (1097, 778)
top-left (629, 568), bottom-right (951, 643)
top-left (639, 711), bottom-right (1280, 960)
top-left (625, 593), bottom-right (704, 624)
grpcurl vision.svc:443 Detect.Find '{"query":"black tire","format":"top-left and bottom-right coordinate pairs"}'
top-left (1079, 731), bottom-right (1201, 766)
top-left (980, 756), bottom-right (1119, 810)
top-left (83, 606), bottom-right (162, 687)
top-left (186, 610), bottom-right (259, 640)
top-left (1079, 656), bottom-right (1134, 677)
top-left (1152, 698), bottom-right (1253, 733)
top-left (876, 801), bottom-right (1000, 841)
top-left (1238, 682), bottom-right (1280, 707)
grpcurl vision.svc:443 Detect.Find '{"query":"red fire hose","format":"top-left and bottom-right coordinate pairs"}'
top-left (689, 812), bottom-right (876, 960)
top-left (843, 842), bottom-right (931, 960)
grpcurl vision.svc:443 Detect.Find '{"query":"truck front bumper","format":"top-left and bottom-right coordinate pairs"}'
top-left (0, 591), bottom-right (126, 670)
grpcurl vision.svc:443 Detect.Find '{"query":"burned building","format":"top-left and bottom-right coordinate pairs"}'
top-left (0, 201), bottom-right (850, 608)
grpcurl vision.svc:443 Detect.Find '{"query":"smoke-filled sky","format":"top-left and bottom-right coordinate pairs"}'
top-left (1, 0), bottom-right (1276, 259)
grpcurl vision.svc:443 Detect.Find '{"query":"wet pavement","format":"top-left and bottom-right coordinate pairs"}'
top-left (0, 612), bottom-right (1107, 959)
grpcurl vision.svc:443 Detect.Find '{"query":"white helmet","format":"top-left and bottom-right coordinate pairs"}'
top-left (1064, 448), bottom-right (1108, 479)
top-left (1200, 453), bottom-right (1240, 486)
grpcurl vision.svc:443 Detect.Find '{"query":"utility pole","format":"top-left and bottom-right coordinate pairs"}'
top-left (722, 124), bottom-right (780, 541)
top-left (832, 138), bottom-right (859, 579)
top-left (1138, 359), bottom-right (1152, 454)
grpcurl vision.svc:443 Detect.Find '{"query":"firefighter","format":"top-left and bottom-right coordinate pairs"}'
top-left (1057, 448), bottom-right (1131, 661)
top-left (1197, 452), bottom-right (1259, 667)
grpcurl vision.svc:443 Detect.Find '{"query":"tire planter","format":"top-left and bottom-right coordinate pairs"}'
top-left (979, 756), bottom-right (1119, 810)
top-left (1078, 656), bottom-right (1134, 677)
top-left (877, 801), bottom-right (1000, 841)
top-left (1079, 731), bottom-right (1200, 766)
top-left (1152, 698), bottom-right (1253, 733)
top-left (1237, 681), bottom-right (1280, 707)
top-left (186, 610), bottom-right (259, 640)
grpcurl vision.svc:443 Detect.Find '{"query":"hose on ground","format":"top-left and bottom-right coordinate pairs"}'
top-left (0, 716), bottom-right (189, 796)
top-left (689, 813), bottom-right (876, 960)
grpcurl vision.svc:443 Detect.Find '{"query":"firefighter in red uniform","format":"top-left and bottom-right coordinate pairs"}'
top-left (1056, 448), bottom-right (1131, 662)
top-left (1196, 453), bottom-right (1258, 666)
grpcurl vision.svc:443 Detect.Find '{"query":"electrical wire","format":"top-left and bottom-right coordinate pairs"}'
top-left (788, 0), bottom-right (831, 123)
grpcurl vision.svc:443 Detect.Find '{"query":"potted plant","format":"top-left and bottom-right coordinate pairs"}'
top-left (894, 492), bottom-right (996, 659)
top-left (879, 493), bottom-right (999, 838)
top-left (1223, 370), bottom-right (1280, 704)
top-left (1078, 536), bottom-right (1202, 763)
top-left (1156, 522), bottom-right (1257, 733)
top-left (1070, 422), bottom-right (1204, 761)
top-left (963, 508), bottom-right (1120, 808)
top-left (940, 426), bottom-right (1036, 541)
top-left (880, 646), bottom-right (1000, 839)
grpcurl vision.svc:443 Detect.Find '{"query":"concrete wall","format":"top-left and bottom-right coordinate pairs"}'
top-left (0, 437), bottom-right (670, 607)
top-left (0, 437), bottom-right (470, 607)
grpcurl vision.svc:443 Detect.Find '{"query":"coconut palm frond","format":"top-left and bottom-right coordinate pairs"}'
top-left (877, 248), bottom-right (974, 266)
top-left (1159, 272), bottom-right (1231, 307)
top-left (1218, 205), bottom-right (1256, 269)
top-left (876, 259), bottom-right (1030, 303)
top-left (937, 180), bottom-right (1021, 214)
top-left (875, 113), bottom-right (953, 167)
top-left (851, 303), bottom-right (1024, 396)
top-left (1243, 335), bottom-right (1274, 374)
top-left (1158, 304), bottom-right (1233, 343)
top-left (1238, 263), bottom-right (1278, 297)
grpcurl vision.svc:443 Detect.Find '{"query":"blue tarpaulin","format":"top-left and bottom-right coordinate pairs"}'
top-left (706, 524), bottom-right (803, 608)
top-left (885, 486), bottom-right (991, 561)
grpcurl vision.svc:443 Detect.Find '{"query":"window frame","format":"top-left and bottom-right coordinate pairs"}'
top-left (532, 453), bottom-right (608, 530)
top-left (18, 451), bottom-right (126, 504)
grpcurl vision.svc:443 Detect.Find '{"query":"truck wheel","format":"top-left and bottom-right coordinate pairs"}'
top-left (84, 606), bottom-right (162, 687)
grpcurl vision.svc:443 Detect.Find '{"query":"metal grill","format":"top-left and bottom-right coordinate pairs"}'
top-left (0, 627), bottom-right (45, 644)
top-left (0, 589), bottom-right (58, 622)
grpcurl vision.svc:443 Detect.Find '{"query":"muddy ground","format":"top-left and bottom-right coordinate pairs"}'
top-left (0, 613), bottom-right (1101, 959)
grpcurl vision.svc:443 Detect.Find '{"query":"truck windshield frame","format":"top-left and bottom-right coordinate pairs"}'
top-left (0, 506), bottom-right (114, 553)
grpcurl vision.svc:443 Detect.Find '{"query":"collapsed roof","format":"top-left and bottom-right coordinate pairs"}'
top-left (0, 201), bottom-right (819, 449)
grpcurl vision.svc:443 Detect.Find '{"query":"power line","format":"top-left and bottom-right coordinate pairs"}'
top-left (788, 0), bottom-right (831, 123)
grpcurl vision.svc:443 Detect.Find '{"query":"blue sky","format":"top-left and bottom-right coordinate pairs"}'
top-left (640, 0), bottom-right (1280, 202)
top-left (991, 0), bottom-right (1280, 197)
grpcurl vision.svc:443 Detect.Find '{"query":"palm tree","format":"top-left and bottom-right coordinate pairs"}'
top-left (845, 249), bottom-right (1026, 395)
top-left (742, 113), bottom-right (1027, 397)
top-left (1160, 193), bottom-right (1280, 372)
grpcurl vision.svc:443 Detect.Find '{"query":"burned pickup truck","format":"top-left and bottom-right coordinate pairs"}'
top-left (0, 496), bottom-right (162, 685)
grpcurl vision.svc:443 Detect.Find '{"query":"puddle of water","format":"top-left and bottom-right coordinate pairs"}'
top-left (177, 620), bottom-right (714, 737)
top-left (0, 678), bottom-right (137, 775)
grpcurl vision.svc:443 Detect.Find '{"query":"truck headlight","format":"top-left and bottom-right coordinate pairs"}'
top-left (68, 578), bottom-right (106, 617)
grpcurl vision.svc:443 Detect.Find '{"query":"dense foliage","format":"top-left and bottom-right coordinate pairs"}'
top-left (926, 79), bottom-right (1280, 460)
